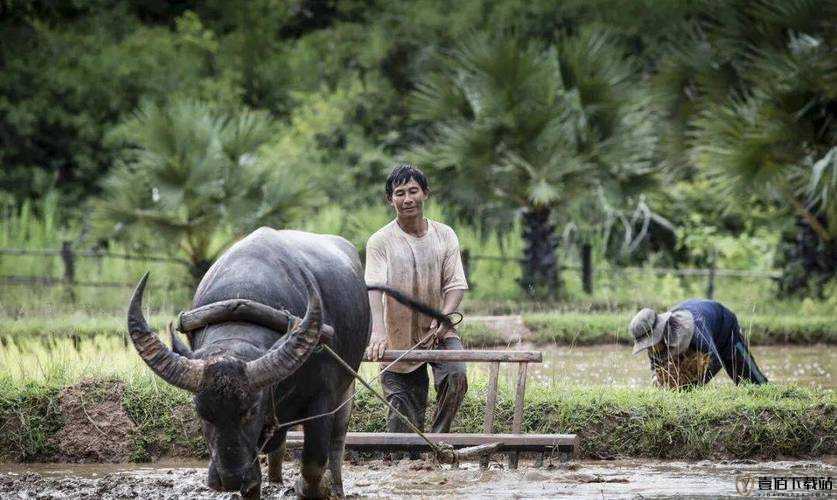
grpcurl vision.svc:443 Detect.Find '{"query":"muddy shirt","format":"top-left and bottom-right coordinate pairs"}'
top-left (365, 218), bottom-right (469, 373)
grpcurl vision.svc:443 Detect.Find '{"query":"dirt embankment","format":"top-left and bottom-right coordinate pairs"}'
top-left (54, 380), bottom-right (136, 462)
top-left (0, 379), bottom-right (203, 464)
top-left (1, 379), bottom-right (834, 464)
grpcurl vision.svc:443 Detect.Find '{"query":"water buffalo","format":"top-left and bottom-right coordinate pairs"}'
top-left (127, 227), bottom-right (372, 498)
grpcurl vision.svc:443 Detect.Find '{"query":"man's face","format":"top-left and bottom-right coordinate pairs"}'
top-left (389, 178), bottom-right (428, 217)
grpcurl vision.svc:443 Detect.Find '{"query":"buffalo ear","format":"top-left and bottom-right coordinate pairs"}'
top-left (168, 321), bottom-right (194, 358)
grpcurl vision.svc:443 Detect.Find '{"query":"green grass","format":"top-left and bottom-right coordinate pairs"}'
top-left (3, 311), bottom-right (834, 347)
top-left (0, 376), bottom-right (833, 462)
top-left (0, 334), bottom-right (833, 461)
top-left (521, 313), bottom-right (837, 346)
top-left (456, 312), bottom-right (837, 347)
top-left (0, 314), bottom-right (170, 344)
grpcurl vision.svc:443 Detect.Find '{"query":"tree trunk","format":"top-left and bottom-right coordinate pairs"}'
top-left (519, 206), bottom-right (560, 298)
top-left (776, 214), bottom-right (836, 298)
top-left (189, 259), bottom-right (213, 286)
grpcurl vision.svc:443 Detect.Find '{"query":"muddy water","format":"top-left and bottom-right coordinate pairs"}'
top-left (471, 344), bottom-right (836, 389)
top-left (1, 457), bottom-right (834, 499)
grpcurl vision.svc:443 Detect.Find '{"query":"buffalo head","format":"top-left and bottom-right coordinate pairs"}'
top-left (126, 273), bottom-right (323, 498)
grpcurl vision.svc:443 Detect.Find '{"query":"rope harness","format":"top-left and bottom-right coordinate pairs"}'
top-left (251, 311), bottom-right (495, 467)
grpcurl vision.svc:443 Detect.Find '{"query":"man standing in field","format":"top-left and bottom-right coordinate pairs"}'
top-left (365, 163), bottom-right (469, 438)
top-left (629, 299), bottom-right (769, 389)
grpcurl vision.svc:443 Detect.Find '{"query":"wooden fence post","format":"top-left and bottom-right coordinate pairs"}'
top-left (60, 240), bottom-right (76, 302)
top-left (706, 249), bottom-right (716, 299)
top-left (581, 243), bottom-right (593, 295)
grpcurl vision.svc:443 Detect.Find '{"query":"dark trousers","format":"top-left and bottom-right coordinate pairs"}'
top-left (380, 337), bottom-right (469, 436)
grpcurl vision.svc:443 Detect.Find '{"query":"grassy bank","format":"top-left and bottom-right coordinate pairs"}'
top-left (521, 313), bottom-right (837, 345)
top-left (0, 377), bottom-right (833, 462)
top-left (3, 312), bottom-right (834, 347)
top-left (459, 312), bottom-right (837, 346)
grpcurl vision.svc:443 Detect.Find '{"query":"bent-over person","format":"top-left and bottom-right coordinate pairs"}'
top-left (365, 163), bottom-right (469, 440)
top-left (630, 299), bottom-right (769, 389)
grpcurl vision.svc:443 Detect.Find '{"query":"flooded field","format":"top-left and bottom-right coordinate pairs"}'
top-left (473, 344), bottom-right (837, 389)
top-left (1, 457), bottom-right (834, 499)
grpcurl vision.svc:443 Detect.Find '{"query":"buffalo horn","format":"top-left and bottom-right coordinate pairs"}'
top-left (127, 273), bottom-right (205, 392)
top-left (245, 273), bottom-right (322, 389)
top-left (177, 299), bottom-right (294, 334)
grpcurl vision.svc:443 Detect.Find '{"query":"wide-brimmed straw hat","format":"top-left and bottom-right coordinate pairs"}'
top-left (629, 308), bottom-right (694, 355)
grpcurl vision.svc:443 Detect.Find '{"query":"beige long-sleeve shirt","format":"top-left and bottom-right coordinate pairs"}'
top-left (364, 218), bottom-right (469, 372)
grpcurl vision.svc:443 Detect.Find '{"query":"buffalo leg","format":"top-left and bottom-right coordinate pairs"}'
top-left (328, 383), bottom-right (354, 497)
top-left (296, 413), bottom-right (332, 498)
top-left (265, 426), bottom-right (288, 484)
top-left (268, 443), bottom-right (286, 484)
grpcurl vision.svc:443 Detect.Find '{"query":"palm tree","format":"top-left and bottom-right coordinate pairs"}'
top-left (410, 28), bottom-right (657, 297)
top-left (656, 0), bottom-right (837, 296)
top-left (94, 98), bottom-right (319, 282)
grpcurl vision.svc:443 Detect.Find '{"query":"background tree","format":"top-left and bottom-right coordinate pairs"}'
top-left (410, 28), bottom-right (658, 296)
top-left (654, 0), bottom-right (837, 296)
top-left (93, 98), bottom-right (319, 282)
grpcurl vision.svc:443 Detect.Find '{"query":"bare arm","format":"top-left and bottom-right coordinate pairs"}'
top-left (365, 290), bottom-right (388, 360)
top-left (430, 288), bottom-right (465, 340)
top-left (441, 289), bottom-right (465, 316)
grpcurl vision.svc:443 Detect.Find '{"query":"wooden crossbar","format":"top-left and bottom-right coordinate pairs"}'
top-left (285, 431), bottom-right (576, 453)
top-left (362, 350), bottom-right (542, 362)
top-left (353, 349), bottom-right (566, 468)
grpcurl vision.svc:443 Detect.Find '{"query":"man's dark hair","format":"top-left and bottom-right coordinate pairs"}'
top-left (385, 163), bottom-right (429, 200)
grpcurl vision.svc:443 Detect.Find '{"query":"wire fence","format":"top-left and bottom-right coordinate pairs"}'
top-left (0, 244), bottom-right (782, 309)
top-left (0, 243), bottom-right (188, 289)
top-left (460, 248), bottom-right (781, 300)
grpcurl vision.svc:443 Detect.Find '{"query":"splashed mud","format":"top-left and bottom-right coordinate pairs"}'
top-left (1, 457), bottom-right (833, 498)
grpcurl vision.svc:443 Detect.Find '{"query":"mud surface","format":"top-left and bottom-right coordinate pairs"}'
top-left (1, 457), bottom-right (834, 499)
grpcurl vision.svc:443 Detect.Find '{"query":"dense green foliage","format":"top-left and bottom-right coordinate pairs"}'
top-left (1, 0), bottom-right (835, 298)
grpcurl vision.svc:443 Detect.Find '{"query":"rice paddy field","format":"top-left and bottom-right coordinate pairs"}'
top-left (0, 328), bottom-right (834, 463)
top-left (0, 199), bottom-right (834, 495)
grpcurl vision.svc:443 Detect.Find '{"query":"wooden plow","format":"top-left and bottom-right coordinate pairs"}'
top-left (288, 350), bottom-right (576, 468)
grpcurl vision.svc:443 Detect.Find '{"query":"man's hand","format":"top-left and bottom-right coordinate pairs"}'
top-left (428, 318), bottom-right (450, 344)
top-left (366, 332), bottom-right (388, 361)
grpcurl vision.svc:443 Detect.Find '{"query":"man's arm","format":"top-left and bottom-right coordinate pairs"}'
top-left (364, 236), bottom-right (389, 361)
top-left (429, 289), bottom-right (465, 340)
top-left (431, 227), bottom-right (468, 340)
top-left (366, 290), bottom-right (388, 360)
